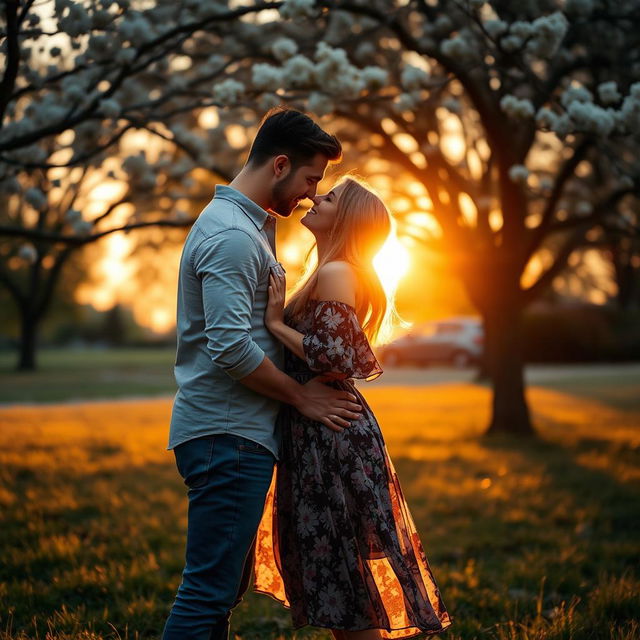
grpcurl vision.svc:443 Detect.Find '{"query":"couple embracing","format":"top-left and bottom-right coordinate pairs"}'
top-left (162, 108), bottom-right (453, 640)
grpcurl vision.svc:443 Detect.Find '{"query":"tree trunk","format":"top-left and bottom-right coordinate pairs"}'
top-left (17, 311), bottom-right (38, 371)
top-left (483, 305), bottom-right (535, 436)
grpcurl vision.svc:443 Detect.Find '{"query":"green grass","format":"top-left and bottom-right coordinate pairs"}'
top-left (0, 348), bottom-right (177, 403)
top-left (0, 379), bottom-right (638, 639)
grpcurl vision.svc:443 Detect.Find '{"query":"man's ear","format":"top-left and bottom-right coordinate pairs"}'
top-left (273, 154), bottom-right (291, 178)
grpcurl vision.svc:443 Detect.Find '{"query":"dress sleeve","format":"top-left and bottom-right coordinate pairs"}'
top-left (302, 300), bottom-right (383, 381)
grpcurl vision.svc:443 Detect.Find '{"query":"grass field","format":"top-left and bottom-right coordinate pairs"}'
top-left (0, 365), bottom-right (639, 638)
top-left (0, 348), bottom-right (177, 404)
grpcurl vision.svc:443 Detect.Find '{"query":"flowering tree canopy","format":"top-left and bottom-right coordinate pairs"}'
top-left (1, 0), bottom-right (639, 435)
top-left (235, 0), bottom-right (640, 434)
top-left (0, 0), bottom-right (277, 369)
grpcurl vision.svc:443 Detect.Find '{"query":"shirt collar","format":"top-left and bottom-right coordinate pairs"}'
top-left (214, 184), bottom-right (274, 230)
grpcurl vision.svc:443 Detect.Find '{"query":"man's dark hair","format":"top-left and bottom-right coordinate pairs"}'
top-left (247, 108), bottom-right (342, 169)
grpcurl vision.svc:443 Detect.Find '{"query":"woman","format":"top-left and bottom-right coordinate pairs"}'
top-left (253, 177), bottom-right (452, 639)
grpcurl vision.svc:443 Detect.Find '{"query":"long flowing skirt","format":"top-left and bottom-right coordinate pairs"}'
top-left (253, 382), bottom-right (453, 638)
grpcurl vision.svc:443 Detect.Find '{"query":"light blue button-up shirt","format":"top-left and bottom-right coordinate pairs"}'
top-left (168, 185), bottom-right (284, 458)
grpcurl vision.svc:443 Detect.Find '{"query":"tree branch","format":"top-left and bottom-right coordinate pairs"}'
top-left (523, 136), bottom-right (593, 260)
top-left (0, 0), bottom-right (21, 122)
top-left (0, 218), bottom-right (196, 246)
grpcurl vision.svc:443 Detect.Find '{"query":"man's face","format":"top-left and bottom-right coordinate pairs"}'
top-left (271, 153), bottom-right (329, 217)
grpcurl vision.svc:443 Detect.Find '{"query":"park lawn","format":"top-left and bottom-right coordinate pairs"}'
top-left (0, 348), bottom-right (177, 404)
top-left (0, 383), bottom-right (638, 639)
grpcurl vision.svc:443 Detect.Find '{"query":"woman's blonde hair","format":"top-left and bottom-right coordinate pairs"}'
top-left (287, 176), bottom-right (398, 345)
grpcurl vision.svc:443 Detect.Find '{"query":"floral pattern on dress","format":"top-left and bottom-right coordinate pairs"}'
top-left (253, 299), bottom-right (452, 638)
top-left (302, 300), bottom-right (383, 381)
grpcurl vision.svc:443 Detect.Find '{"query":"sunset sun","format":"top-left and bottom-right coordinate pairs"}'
top-left (373, 234), bottom-right (411, 295)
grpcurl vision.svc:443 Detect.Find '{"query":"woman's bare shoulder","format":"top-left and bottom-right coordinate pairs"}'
top-left (315, 261), bottom-right (357, 307)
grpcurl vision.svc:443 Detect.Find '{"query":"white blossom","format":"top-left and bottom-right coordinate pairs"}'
top-left (72, 219), bottom-right (93, 235)
top-left (117, 77), bottom-right (148, 106)
top-left (258, 93), bottom-right (282, 112)
top-left (433, 15), bottom-right (453, 35)
top-left (500, 95), bottom-right (535, 119)
top-left (510, 21), bottom-right (534, 40)
top-left (539, 176), bottom-right (553, 192)
top-left (501, 35), bottom-right (524, 53)
top-left (279, 0), bottom-right (315, 20)
top-left (400, 65), bottom-right (429, 92)
top-left (314, 43), bottom-right (364, 97)
top-left (440, 34), bottom-right (475, 63)
top-left (508, 164), bottom-right (529, 184)
top-left (200, 54), bottom-right (223, 75)
top-left (283, 55), bottom-right (316, 88)
top-left (58, 3), bottom-right (91, 37)
top-left (553, 113), bottom-right (573, 137)
top-left (354, 41), bottom-right (375, 64)
top-left (361, 66), bottom-right (388, 91)
top-left (526, 12), bottom-right (569, 58)
top-left (598, 81), bottom-right (621, 105)
top-left (116, 48), bottom-right (136, 64)
top-left (536, 106), bottom-right (559, 129)
top-left (308, 92), bottom-right (334, 117)
top-left (394, 93), bottom-right (419, 113)
top-left (212, 78), bottom-right (245, 105)
top-left (25, 187), bottom-right (47, 211)
top-left (561, 84), bottom-right (593, 108)
top-left (251, 64), bottom-right (283, 91)
top-left (64, 209), bottom-right (82, 223)
top-left (61, 77), bottom-right (85, 102)
top-left (87, 34), bottom-right (111, 60)
top-left (123, 153), bottom-right (150, 178)
top-left (567, 101), bottom-right (616, 136)
top-left (271, 37), bottom-right (297, 61)
top-left (18, 244), bottom-right (38, 264)
top-left (167, 157), bottom-right (195, 180)
top-left (138, 173), bottom-right (156, 191)
top-left (484, 19), bottom-right (508, 39)
top-left (100, 98), bottom-right (121, 119)
top-left (119, 14), bottom-right (153, 44)
top-left (193, 1), bottom-right (225, 19)
top-left (575, 201), bottom-right (593, 216)
top-left (169, 75), bottom-right (188, 91)
top-left (443, 97), bottom-right (461, 114)
top-left (619, 86), bottom-right (640, 133)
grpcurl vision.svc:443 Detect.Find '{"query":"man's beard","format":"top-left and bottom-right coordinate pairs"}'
top-left (271, 174), bottom-right (298, 217)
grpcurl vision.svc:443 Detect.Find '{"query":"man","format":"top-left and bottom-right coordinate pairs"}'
top-left (162, 108), bottom-right (362, 640)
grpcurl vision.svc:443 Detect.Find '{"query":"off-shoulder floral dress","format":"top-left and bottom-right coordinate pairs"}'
top-left (253, 300), bottom-right (452, 638)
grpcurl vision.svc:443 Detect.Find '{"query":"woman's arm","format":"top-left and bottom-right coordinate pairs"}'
top-left (265, 270), bottom-right (306, 360)
top-left (265, 261), bottom-right (357, 360)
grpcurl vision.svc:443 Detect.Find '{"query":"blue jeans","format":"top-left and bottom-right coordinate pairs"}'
top-left (162, 434), bottom-right (275, 640)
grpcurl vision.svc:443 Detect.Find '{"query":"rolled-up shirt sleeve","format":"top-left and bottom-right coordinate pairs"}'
top-left (193, 228), bottom-right (266, 379)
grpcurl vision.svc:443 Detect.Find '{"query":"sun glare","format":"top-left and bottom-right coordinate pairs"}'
top-left (374, 235), bottom-right (411, 295)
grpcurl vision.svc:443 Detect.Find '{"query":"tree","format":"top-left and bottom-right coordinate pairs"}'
top-left (0, 0), bottom-right (272, 370)
top-left (223, 0), bottom-right (640, 436)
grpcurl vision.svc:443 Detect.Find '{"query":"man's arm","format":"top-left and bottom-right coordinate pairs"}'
top-left (194, 229), bottom-right (360, 432)
top-left (240, 357), bottom-right (361, 433)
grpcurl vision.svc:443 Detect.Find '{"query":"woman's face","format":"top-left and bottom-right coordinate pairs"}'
top-left (301, 182), bottom-right (345, 238)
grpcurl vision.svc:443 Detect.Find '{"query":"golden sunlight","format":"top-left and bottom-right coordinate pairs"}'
top-left (373, 234), bottom-right (411, 296)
